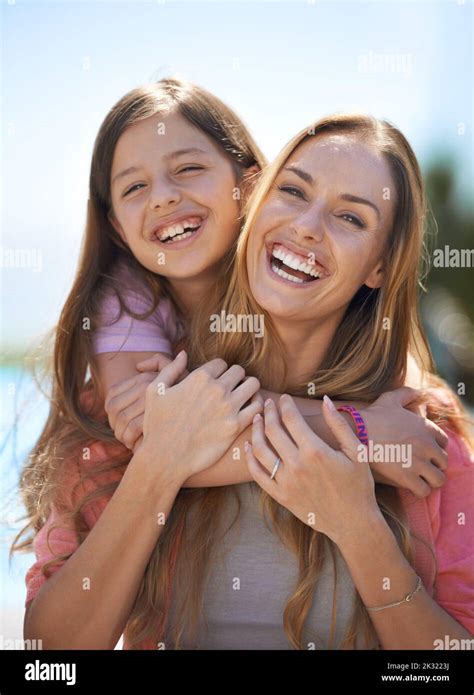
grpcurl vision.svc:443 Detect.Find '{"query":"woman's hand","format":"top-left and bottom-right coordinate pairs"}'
top-left (361, 387), bottom-right (449, 498)
top-left (104, 351), bottom-right (182, 451)
top-left (244, 394), bottom-right (384, 545)
top-left (136, 351), bottom-right (262, 486)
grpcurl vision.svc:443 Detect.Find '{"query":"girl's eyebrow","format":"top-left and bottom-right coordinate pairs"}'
top-left (112, 148), bottom-right (209, 187)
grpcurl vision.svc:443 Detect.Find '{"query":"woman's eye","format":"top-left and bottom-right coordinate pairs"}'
top-left (123, 183), bottom-right (146, 197)
top-left (279, 185), bottom-right (305, 199)
top-left (340, 213), bottom-right (365, 228)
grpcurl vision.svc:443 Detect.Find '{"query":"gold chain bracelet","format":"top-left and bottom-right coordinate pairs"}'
top-left (366, 576), bottom-right (422, 612)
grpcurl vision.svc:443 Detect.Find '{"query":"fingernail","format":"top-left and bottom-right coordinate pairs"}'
top-left (253, 413), bottom-right (262, 423)
top-left (323, 394), bottom-right (336, 411)
top-left (178, 349), bottom-right (186, 358)
top-left (280, 394), bottom-right (289, 401)
top-left (264, 398), bottom-right (273, 408)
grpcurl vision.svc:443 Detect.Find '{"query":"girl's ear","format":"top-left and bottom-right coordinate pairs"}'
top-left (240, 164), bottom-right (261, 199)
top-left (364, 260), bottom-right (384, 289)
top-left (108, 211), bottom-right (127, 244)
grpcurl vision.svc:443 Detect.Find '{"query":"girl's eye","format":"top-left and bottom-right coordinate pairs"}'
top-left (177, 165), bottom-right (204, 174)
top-left (278, 185), bottom-right (305, 200)
top-left (339, 213), bottom-right (365, 228)
top-left (123, 183), bottom-right (146, 197)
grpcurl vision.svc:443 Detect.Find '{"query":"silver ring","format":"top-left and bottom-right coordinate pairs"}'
top-left (270, 457), bottom-right (281, 480)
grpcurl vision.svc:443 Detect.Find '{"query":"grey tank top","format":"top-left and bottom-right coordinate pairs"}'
top-left (165, 481), bottom-right (380, 650)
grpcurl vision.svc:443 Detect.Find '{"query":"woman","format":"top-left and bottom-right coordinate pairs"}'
top-left (21, 114), bottom-right (473, 650)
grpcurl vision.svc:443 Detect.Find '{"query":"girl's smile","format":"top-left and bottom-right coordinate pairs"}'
top-left (109, 112), bottom-right (242, 281)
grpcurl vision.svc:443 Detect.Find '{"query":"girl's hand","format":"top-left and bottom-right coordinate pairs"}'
top-left (244, 394), bottom-right (384, 545)
top-left (137, 351), bottom-right (262, 484)
top-left (362, 387), bottom-right (449, 498)
top-left (105, 351), bottom-right (186, 450)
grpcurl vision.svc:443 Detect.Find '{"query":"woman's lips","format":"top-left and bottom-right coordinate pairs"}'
top-left (264, 246), bottom-right (330, 289)
top-left (150, 216), bottom-right (208, 250)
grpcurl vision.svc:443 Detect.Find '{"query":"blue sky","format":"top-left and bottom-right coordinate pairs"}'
top-left (2, 0), bottom-right (472, 347)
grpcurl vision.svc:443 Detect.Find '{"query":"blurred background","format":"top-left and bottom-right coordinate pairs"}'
top-left (1, 0), bottom-right (473, 645)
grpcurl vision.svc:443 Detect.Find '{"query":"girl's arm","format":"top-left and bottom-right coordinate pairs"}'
top-left (94, 351), bottom-right (172, 403)
top-left (102, 358), bottom-right (448, 494)
top-left (182, 388), bottom-right (448, 494)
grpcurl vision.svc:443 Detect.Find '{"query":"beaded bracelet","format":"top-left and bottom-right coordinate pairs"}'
top-left (336, 405), bottom-right (369, 446)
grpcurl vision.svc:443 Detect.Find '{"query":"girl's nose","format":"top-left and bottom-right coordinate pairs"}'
top-left (148, 178), bottom-right (182, 209)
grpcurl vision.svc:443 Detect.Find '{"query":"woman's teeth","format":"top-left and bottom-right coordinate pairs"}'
top-left (157, 218), bottom-right (202, 243)
top-left (271, 247), bottom-right (321, 283)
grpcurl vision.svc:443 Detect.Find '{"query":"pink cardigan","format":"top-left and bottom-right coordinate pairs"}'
top-left (24, 431), bottom-right (474, 647)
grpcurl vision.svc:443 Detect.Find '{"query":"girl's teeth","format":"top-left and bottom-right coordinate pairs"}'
top-left (158, 218), bottom-right (202, 242)
top-left (166, 230), bottom-right (194, 243)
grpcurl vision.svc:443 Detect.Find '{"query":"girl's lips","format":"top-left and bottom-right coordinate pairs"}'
top-left (263, 246), bottom-right (330, 289)
top-left (150, 216), bottom-right (208, 250)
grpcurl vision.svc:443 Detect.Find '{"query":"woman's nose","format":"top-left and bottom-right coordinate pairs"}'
top-left (291, 210), bottom-right (325, 243)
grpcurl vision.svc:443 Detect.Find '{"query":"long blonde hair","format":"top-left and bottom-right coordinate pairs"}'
top-left (180, 114), bottom-right (472, 649)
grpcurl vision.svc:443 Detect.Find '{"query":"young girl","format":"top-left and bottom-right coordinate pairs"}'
top-left (17, 82), bottom-right (452, 649)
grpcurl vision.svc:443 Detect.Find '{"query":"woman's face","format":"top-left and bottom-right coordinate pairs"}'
top-left (246, 133), bottom-right (396, 325)
top-left (109, 112), bottom-right (242, 279)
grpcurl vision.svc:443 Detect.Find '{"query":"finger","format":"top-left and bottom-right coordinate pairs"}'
top-left (232, 376), bottom-right (260, 409)
top-left (278, 394), bottom-right (325, 452)
top-left (106, 370), bottom-right (156, 403)
top-left (427, 443), bottom-right (449, 471)
top-left (251, 413), bottom-right (280, 475)
top-left (415, 462), bottom-right (446, 489)
top-left (196, 358), bottom-right (228, 379)
top-left (105, 373), bottom-right (155, 429)
top-left (121, 414), bottom-right (145, 451)
top-left (262, 399), bottom-right (299, 463)
top-left (321, 396), bottom-right (362, 461)
top-left (238, 398), bottom-right (264, 431)
top-left (244, 441), bottom-right (279, 497)
top-left (411, 477), bottom-right (432, 499)
top-left (426, 420), bottom-right (449, 449)
top-left (136, 352), bottom-right (173, 372)
top-left (218, 364), bottom-right (246, 391)
top-left (132, 434), bottom-right (144, 454)
top-left (148, 350), bottom-right (188, 392)
top-left (114, 399), bottom-right (146, 444)
top-left (387, 386), bottom-right (421, 408)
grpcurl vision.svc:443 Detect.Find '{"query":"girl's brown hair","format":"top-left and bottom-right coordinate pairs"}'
top-left (10, 77), bottom-right (266, 644)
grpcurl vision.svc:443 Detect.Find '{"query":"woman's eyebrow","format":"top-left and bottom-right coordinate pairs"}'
top-left (283, 165), bottom-right (314, 185)
top-left (283, 166), bottom-right (381, 220)
top-left (340, 193), bottom-right (380, 219)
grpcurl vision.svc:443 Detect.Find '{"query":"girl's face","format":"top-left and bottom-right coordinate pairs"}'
top-left (109, 112), bottom-right (243, 279)
top-left (246, 133), bottom-right (396, 325)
